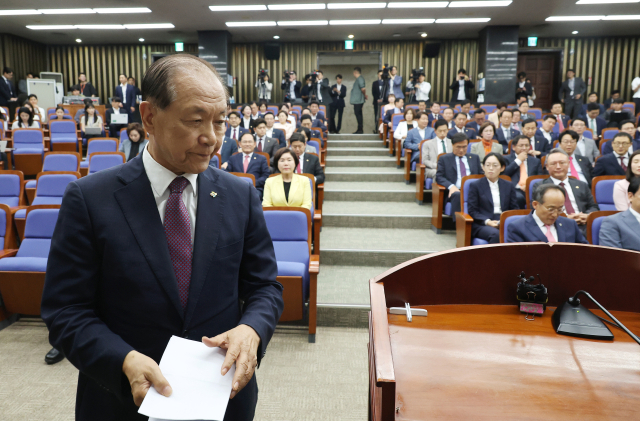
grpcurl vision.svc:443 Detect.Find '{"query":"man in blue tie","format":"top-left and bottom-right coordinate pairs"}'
top-left (403, 111), bottom-right (435, 164)
top-left (41, 54), bottom-right (284, 421)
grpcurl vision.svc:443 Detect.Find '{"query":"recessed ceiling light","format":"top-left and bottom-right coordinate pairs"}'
top-left (209, 5), bottom-right (268, 11)
top-left (94, 8), bottom-right (152, 14)
top-left (39, 8), bottom-right (95, 14)
top-left (273, 35), bottom-right (280, 39)
top-left (576, 0), bottom-right (639, 3)
top-left (327, 2), bottom-right (387, 8)
top-left (75, 25), bottom-right (126, 29)
top-left (139, 38), bottom-right (145, 42)
top-left (226, 21), bottom-right (277, 27)
top-left (348, 34), bottom-right (355, 38)
top-left (392, 33), bottom-right (402, 37)
top-left (421, 32), bottom-right (428, 37)
top-left (546, 16), bottom-right (604, 21)
top-left (572, 30), bottom-right (579, 34)
top-left (268, 4), bottom-right (326, 10)
top-left (27, 25), bottom-right (77, 30)
top-left (76, 39), bottom-right (82, 43)
top-left (436, 18), bottom-right (491, 23)
top-left (449, 1), bottom-right (512, 6)
top-left (387, 2), bottom-right (449, 8)
top-left (382, 18), bottom-right (435, 24)
top-left (329, 19), bottom-right (382, 25)
top-left (123, 23), bottom-right (175, 29)
top-left (278, 20), bottom-right (328, 25)
top-left (602, 15), bottom-right (640, 20)
top-left (0, 9), bottom-right (41, 15)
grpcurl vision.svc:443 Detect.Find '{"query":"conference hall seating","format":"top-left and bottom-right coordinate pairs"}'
top-left (12, 129), bottom-right (46, 177)
top-left (80, 138), bottom-right (119, 176)
top-left (88, 152), bottom-right (125, 175)
top-left (586, 210), bottom-right (620, 245)
top-left (0, 170), bottom-right (26, 209)
top-left (49, 120), bottom-right (81, 152)
top-left (499, 209), bottom-right (532, 243)
top-left (592, 176), bottom-right (625, 211)
top-left (229, 172), bottom-right (256, 186)
top-left (24, 152), bottom-right (81, 204)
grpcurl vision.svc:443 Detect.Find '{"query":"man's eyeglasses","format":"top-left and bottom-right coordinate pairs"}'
top-left (542, 206), bottom-right (563, 214)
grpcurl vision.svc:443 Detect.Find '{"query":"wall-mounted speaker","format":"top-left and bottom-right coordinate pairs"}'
top-left (423, 41), bottom-right (441, 59)
top-left (264, 43), bottom-right (281, 60)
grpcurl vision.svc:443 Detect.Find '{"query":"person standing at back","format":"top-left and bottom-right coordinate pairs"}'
top-left (329, 74), bottom-right (346, 134)
top-left (559, 69), bottom-right (586, 120)
top-left (350, 67), bottom-right (367, 134)
top-left (115, 73), bottom-right (136, 115)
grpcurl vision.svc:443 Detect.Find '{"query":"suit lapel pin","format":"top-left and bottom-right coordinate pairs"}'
top-left (559, 223), bottom-right (563, 226)
top-left (210, 191), bottom-right (217, 198)
top-left (575, 186), bottom-right (579, 189)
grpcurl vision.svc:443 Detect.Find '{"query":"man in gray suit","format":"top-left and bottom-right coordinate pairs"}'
top-left (570, 117), bottom-right (600, 165)
top-left (253, 118), bottom-right (280, 167)
top-left (422, 120), bottom-right (452, 179)
top-left (599, 177), bottom-right (640, 251)
top-left (559, 69), bottom-right (587, 120)
top-left (542, 148), bottom-right (599, 234)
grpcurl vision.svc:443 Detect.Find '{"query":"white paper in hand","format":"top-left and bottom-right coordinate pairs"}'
top-left (138, 336), bottom-right (235, 421)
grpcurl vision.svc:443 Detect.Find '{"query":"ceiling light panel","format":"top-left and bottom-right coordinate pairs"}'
top-left (209, 5), bottom-right (268, 11)
top-left (278, 20), bottom-right (328, 25)
top-left (602, 15), bottom-right (640, 20)
top-left (329, 19), bottom-right (382, 24)
top-left (27, 25), bottom-right (76, 30)
top-left (387, 2), bottom-right (449, 7)
top-left (576, 0), bottom-right (639, 3)
top-left (39, 8), bottom-right (95, 14)
top-left (226, 21), bottom-right (277, 27)
top-left (123, 23), bottom-right (175, 29)
top-left (75, 25), bottom-right (126, 29)
top-left (449, 1), bottom-right (511, 6)
top-left (436, 18), bottom-right (491, 22)
top-left (382, 18), bottom-right (435, 23)
top-left (546, 16), bottom-right (604, 21)
top-left (0, 10), bottom-right (41, 15)
top-left (93, 8), bottom-right (152, 13)
top-left (268, 4), bottom-right (326, 10)
top-left (327, 3), bottom-right (387, 8)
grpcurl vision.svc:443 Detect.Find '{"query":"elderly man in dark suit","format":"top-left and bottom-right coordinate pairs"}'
top-left (593, 132), bottom-right (633, 177)
top-left (41, 54), bottom-right (284, 421)
top-left (435, 133), bottom-right (483, 216)
top-left (504, 135), bottom-right (544, 209)
top-left (224, 132), bottom-right (271, 197)
top-left (329, 74), bottom-right (347, 134)
top-left (559, 69), bottom-right (587, 120)
top-left (555, 129), bottom-right (593, 186)
top-left (494, 109), bottom-right (520, 153)
top-left (541, 148), bottom-right (599, 234)
top-left (506, 183), bottom-right (588, 244)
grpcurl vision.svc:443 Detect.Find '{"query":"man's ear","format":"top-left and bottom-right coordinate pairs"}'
top-left (140, 101), bottom-right (155, 137)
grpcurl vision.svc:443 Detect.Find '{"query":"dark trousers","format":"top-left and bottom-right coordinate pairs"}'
top-left (445, 191), bottom-right (461, 217)
top-left (330, 105), bottom-right (344, 133)
top-left (515, 189), bottom-right (526, 210)
top-left (1, 152), bottom-right (9, 169)
top-left (565, 98), bottom-right (583, 120)
top-left (634, 98), bottom-right (640, 114)
top-left (108, 124), bottom-right (127, 139)
top-left (374, 102), bottom-right (380, 132)
top-left (471, 213), bottom-right (502, 244)
top-left (353, 103), bottom-right (364, 132)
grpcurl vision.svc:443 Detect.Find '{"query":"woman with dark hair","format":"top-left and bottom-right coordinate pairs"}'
top-left (49, 106), bottom-right (68, 122)
top-left (393, 108), bottom-right (417, 142)
top-left (466, 152), bottom-right (520, 243)
top-left (613, 149), bottom-right (640, 211)
top-left (262, 148), bottom-right (311, 210)
top-left (11, 106), bottom-right (39, 129)
top-left (80, 103), bottom-right (104, 143)
top-left (118, 122), bottom-right (148, 162)
top-left (240, 104), bottom-right (253, 131)
top-left (274, 110), bottom-right (294, 141)
top-left (471, 122), bottom-right (502, 160)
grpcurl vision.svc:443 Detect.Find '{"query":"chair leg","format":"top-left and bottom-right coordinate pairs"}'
top-left (308, 272), bottom-right (317, 343)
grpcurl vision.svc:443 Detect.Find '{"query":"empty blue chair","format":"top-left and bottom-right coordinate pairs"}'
top-left (583, 130), bottom-right (593, 139)
top-left (89, 153), bottom-right (125, 174)
top-left (12, 130), bottom-right (44, 176)
top-left (307, 140), bottom-right (320, 154)
top-left (120, 129), bottom-right (129, 143)
top-left (529, 109), bottom-right (542, 120)
top-left (238, 176), bottom-right (253, 185)
top-left (591, 216), bottom-right (607, 245)
top-left (603, 130), bottom-right (619, 141)
top-left (50, 120), bottom-right (79, 151)
top-left (458, 176), bottom-right (488, 246)
top-left (0, 203), bottom-right (11, 249)
top-left (25, 153), bottom-right (81, 191)
top-left (15, 173), bottom-right (78, 219)
top-left (0, 171), bottom-right (23, 207)
top-left (593, 177), bottom-right (623, 211)
top-left (480, 104), bottom-right (497, 113)
top-left (623, 103), bottom-right (635, 116)
top-left (80, 139), bottom-right (118, 170)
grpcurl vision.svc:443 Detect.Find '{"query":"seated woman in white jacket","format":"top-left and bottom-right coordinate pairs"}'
top-left (393, 108), bottom-right (418, 141)
top-left (11, 107), bottom-right (40, 130)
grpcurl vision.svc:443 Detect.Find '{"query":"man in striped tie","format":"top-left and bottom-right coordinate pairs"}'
top-left (42, 54), bottom-right (284, 421)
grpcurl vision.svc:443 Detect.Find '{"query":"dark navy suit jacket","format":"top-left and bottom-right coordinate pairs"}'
top-left (506, 213), bottom-right (587, 244)
top-left (504, 154), bottom-right (543, 187)
top-left (0, 77), bottom-right (15, 106)
top-left (592, 152), bottom-right (628, 177)
top-left (448, 127), bottom-right (477, 140)
top-left (225, 125), bottom-right (249, 141)
top-left (467, 177), bottom-right (519, 224)
top-left (435, 153), bottom-right (483, 189)
top-left (114, 85), bottom-right (136, 110)
top-left (535, 128), bottom-right (559, 144)
top-left (219, 135), bottom-right (239, 165)
top-left (270, 128), bottom-right (287, 148)
top-left (41, 153), bottom-right (283, 421)
top-left (494, 127), bottom-right (520, 153)
top-left (428, 112), bottom-right (443, 125)
top-left (225, 152), bottom-right (270, 192)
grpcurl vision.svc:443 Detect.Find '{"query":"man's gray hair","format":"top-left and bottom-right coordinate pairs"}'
top-left (546, 148), bottom-right (569, 161)
top-left (533, 183), bottom-right (566, 204)
top-left (141, 54), bottom-right (226, 109)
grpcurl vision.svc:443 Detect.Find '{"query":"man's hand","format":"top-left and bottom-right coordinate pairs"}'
top-left (561, 99), bottom-right (565, 103)
top-left (575, 94), bottom-right (581, 100)
top-left (202, 325), bottom-right (260, 399)
top-left (448, 186), bottom-right (459, 197)
top-left (131, 106), bottom-right (135, 112)
top-left (487, 220), bottom-right (499, 228)
top-left (122, 350), bottom-right (172, 407)
top-left (221, 162), bottom-right (229, 170)
top-left (576, 212), bottom-right (588, 225)
top-left (364, 94), bottom-right (368, 100)
top-left (528, 149), bottom-right (541, 156)
top-left (517, 151), bottom-right (528, 162)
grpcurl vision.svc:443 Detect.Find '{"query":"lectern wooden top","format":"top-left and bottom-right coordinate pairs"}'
top-left (389, 305), bottom-right (640, 420)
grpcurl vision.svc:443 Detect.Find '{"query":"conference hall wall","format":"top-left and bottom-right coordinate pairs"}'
top-left (0, 34), bottom-right (47, 84)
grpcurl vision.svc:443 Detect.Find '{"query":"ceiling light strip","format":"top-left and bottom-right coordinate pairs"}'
top-left (327, 3), bottom-right (387, 8)
top-left (545, 16), bottom-right (604, 21)
top-left (0, 9), bottom-right (41, 15)
top-left (278, 20), bottom-right (329, 25)
top-left (268, 3), bottom-right (326, 10)
top-left (449, 1), bottom-right (511, 6)
top-left (382, 18), bottom-right (435, 24)
top-left (576, 0), bottom-right (639, 4)
top-left (387, 2), bottom-right (449, 7)
top-left (225, 21), bottom-right (278, 27)
top-left (329, 19), bottom-right (382, 25)
top-left (436, 18), bottom-right (491, 22)
top-left (210, 5), bottom-right (268, 11)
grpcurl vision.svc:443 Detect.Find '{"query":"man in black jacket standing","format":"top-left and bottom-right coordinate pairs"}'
top-left (329, 74), bottom-right (347, 134)
top-left (559, 69), bottom-right (587, 120)
top-left (0, 67), bottom-right (18, 117)
top-left (311, 70), bottom-right (332, 109)
top-left (449, 69), bottom-right (475, 105)
top-left (372, 70), bottom-right (384, 133)
top-left (281, 70), bottom-right (302, 103)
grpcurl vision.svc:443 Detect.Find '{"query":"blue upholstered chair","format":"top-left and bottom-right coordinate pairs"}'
top-left (263, 207), bottom-right (319, 343)
top-left (0, 205), bottom-right (60, 315)
top-left (0, 203), bottom-right (16, 250)
top-left (25, 152), bottom-right (81, 203)
top-left (88, 152), bottom-right (125, 174)
top-left (210, 153), bottom-right (220, 169)
top-left (480, 104), bottom-right (497, 113)
top-left (307, 140), bottom-right (320, 154)
top-left (592, 176), bottom-right (625, 211)
top-left (49, 120), bottom-right (79, 152)
top-left (602, 129), bottom-right (619, 141)
top-left (525, 175), bottom-right (548, 209)
top-left (12, 129), bottom-right (45, 176)
top-left (80, 138), bottom-right (119, 176)
top-left (229, 172), bottom-right (255, 186)
top-left (0, 170), bottom-right (25, 208)
top-left (586, 210), bottom-right (620, 245)
top-left (500, 210), bottom-right (531, 243)
top-left (529, 108), bottom-right (543, 120)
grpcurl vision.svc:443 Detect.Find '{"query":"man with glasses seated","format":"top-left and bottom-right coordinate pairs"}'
top-left (593, 132), bottom-right (634, 177)
top-left (506, 183), bottom-right (588, 244)
top-left (570, 117), bottom-right (599, 165)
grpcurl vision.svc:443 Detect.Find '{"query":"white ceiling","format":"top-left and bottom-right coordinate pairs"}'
top-left (1, 0), bottom-right (640, 45)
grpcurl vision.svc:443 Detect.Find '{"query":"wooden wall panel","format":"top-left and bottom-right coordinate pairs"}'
top-left (0, 34), bottom-right (47, 85)
top-left (47, 43), bottom-right (198, 103)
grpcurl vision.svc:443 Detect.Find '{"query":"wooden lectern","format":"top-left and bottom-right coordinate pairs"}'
top-left (369, 243), bottom-right (640, 420)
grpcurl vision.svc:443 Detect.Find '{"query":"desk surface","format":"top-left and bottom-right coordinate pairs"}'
top-left (389, 304), bottom-right (640, 420)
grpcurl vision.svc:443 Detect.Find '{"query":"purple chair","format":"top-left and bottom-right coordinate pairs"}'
top-left (603, 130), bottom-right (619, 141)
top-left (529, 109), bottom-right (543, 120)
top-left (88, 153), bottom-right (125, 174)
top-left (80, 139), bottom-right (118, 170)
top-left (15, 173), bottom-right (78, 220)
top-left (593, 177), bottom-right (623, 211)
top-left (591, 216), bottom-right (607, 245)
top-left (0, 172), bottom-right (22, 208)
top-left (12, 129), bottom-right (44, 176)
top-left (480, 105), bottom-right (497, 113)
top-left (50, 120), bottom-right (79, 152)
top-left (503, 214), bottom-right (527, 243)
top-left (307, 140), bottom-right (320, 154)
top-left (0, 203), bottom-right (10, 249)
top-left (26, 153), bottom-right (80, 190)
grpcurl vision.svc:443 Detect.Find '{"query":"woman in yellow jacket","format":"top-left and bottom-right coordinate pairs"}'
top-left (263, 148), bottom-right (312, 210)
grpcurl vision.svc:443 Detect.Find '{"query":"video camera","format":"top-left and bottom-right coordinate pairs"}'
top-left (283, 70), bottom-right (294, 80)
top-left (410, 67), bottom-right (425, 84)
top-left (381, 64), bottom-right (392, 80)
top-left (258, 68), bottom-right (269, 82)
top-left (309, 70), bottom-right (320, 83)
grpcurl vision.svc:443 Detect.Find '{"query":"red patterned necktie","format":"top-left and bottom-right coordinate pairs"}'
top-left (258, 138), bottom-right (263, 152)
top-left (232, 128), bottom-right (237, 140)
top-left (559, 182), bottom-right (575, 214)
top-left (619, 156), bottom-right (627, 172)
top-left (164, 177), bottom-right (192, 310)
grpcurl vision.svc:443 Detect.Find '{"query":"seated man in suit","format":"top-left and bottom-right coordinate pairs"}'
top-left (290, 133), bottom-right (324, 184)
top-left (460, 101), bottom-right (473, 120)
top-left (603, 89), bottom-right (620, 110)
top-left (522, 118), bottom-right (550, 158)
top-left (417, 100), bottom-right (428, 114)
top-left (253, 118), bottom-right (279, 167)
top-left (584, 102), bottom-right (607, 141)
top-left (570, 117), bottom-right (600, 165)
top-left (295, 127), bottom-right (320, 154)
top-left (504, 135), bottom-right (544, 209)
top-left (383, 97), bottom-right (404, 128)
top-left (448, 112), bottom-right (477, 140)
top-left (308, 100), bottom-right (327, 128)
top-left (403, 111), bottom-right (436, 164)
top-left (300, 115), bottom-right (323, 142)
top-left (556, 129), bottom-right (593, 186)
top-left (466, 108), bottom-right (486, 133)
top-left (467, 153), bottom-right (520, 243)
top-left (299, 109), bottom-right (326, 131)
top-left (506, 183), bottom-right (588, 244)
top-left (542, 148), bottom-right (600, 233)
top-left (494, 109), bottom-right (520, 153)
top-left (593, 132), bottom-right (633, 177)
top-left (224, 132), bottom-right (270, 198)
top-left (422, 120), bottom-right (452, 179)
top-left (225, 111), bottom-right (249, 141)
top-left (435, 133), bottom-right (483, 217)
top-left (602, 120), bottom-right (640, 155)
top-left (536, 115), bottom-right (558, 146)
top-left (599, 177), bottom-right (640, 251)
top-left (219, 135), bottom-right (240, 168)
top-left (427, 101), bottom-right (442, 125)
top-left (550, 102), bottom-right (570, 131)
top-left (263, 112), bottom-right (286, 148)
top-left (518, 101), bottom-right (536, 121)
top-left (580, 92), bottom-right (606, 117)
top-left (442, 107), bottom-right (455, 129)
top-left (604, 98), bottom-right (634, 128)
top-left (105, 96), bottom-right (129, 138)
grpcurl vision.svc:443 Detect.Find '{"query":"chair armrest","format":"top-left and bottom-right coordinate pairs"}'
top-left (317, 184), bottom-right (324, 212)
top-left (403, 148), bottom-right (412, 182)
top-left (10, 206), bottom-right (28, 215)
top-left (0, 249), bottom-right (18, 259)
top-left (432, 183), bottom-right (445, 231)
top-left (416, 163), bottom-right (426, 202)
top-left (455, 212), bottom-right (473, 248)
top-left (309, 255), bottom-right (320, 274)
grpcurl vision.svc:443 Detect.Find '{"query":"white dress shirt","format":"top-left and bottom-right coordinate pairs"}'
top-left (266, 128), bottom-right (275, 139)
top-left (485, 179), bottom-right (502, 225)
top-left (120, 83), bottom-right (128, 104)
top-left (289, 81), bottom-right (296, 99)
top-left (529, 136), bottom-right (537, 152)
top-left (587, 117), bottom-right (598, 134)
top-left (455, 126), bottom-right (465, 133)
top-left (242, 117), bottom-right (252, 130)
top-left (229, 125), bottom-right (240, 140)
top-left (316, 81), bottom-right (323, 102)
top-left (389, 78), bottom-right (394, 96)
top-left (415, 81), bottom-right (431, 101)
top-left (255, 136), bottom-right (266, 151)
top-left (532, 211), bottom-right (557, 242)
top-left (243, 152), bottom-right (254, 169)
top-left (502, 126), bottom-right (512, 140)
top-left (142, 144), bottom-right (198, 244)
top-left (11, 120), bottom-right (40, 130)
top-left (576, 136), bottom-right (587, 157)
top-left (550, 176), bottom-right (579, 214)
top-left (633, 77), bottom-right (640, 99)
top-left (418, 127), bottom-right (428, 140)
top-left (457, 80), bottom-right (466, 100)
top-left (251, 113), bottom-right (260, 120)
top-left (630, 207), bottom-right (640, 225)
top-left (614, 151), bottom-right (630, 169)
top-left (454, 155), bottom-right (470, 189)
top-left (112, 107), bottom-right (121, 115)
top-left (540, 129), bottom-right (553, 143)
top-left (435, 137), bottom-right (449, 155)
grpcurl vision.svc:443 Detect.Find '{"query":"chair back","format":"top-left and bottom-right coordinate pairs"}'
top-left (592, 176), bottom-right (625, 211)
top-left (391, 113), bottom-right (404, 130)
top-left (12, 129), bottom-right (44, 152)
top-left (583, 130), bottom-right (593, 139)
top-left (34, 172), bottom-right (79, 203)
top-left (602, 129), bottom-right (619, 141)
top-left (460, 175), bottom-right (484, 214)
top-left (530, 108), bottom-right (543, 120)
top-left (525, 175), bottom-right (549, 209)
top-left (87, 138), bottom-right (118, 156)
top-left (307, 140), bottom-right (320, 154)
top-left (210, 153), bottom-right (220, 169)
top-left (267, 105), bottom-right (279, 116)
top-left (319, 105), bottom-right (327, 116)
top-left (89, 152), bottom-right (125, 174)
top-left (0, 170), bottom-right (24, 208)
top-left (499, 209), bottom-right (531, 243)
top-left (43, 152), bottom-right (81, 172)
top-left (405, 105), bottom-right (419, 111)
top-left (17, 206), bottom-right (60, 258)
top-left (49, 120), bottom-right (77, 134)
top-left (120, 128), bottom-right (129, 142)
top-left (230, 172), bottom-right (256, 186)
top-left (263, 207), bottom-right (311, 257)
top-left (623, 102), bottom-right (636, 116)
top-left (600, 139), bottom-right (610, 155)
top-left (480, 104), bottom-right (497, 113)
top-left (586, 210), bottom-right (620, 245)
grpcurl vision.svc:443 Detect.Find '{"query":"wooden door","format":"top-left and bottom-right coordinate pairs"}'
top-left (518, 54), bottom-right (556, 112)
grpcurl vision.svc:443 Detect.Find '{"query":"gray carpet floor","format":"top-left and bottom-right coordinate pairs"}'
top-left (0, 321), bottom-right (368, 421)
